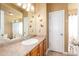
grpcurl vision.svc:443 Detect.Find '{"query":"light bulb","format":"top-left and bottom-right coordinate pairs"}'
top-left (26, 7), bottom-right (30, 11)
top-left (28, 3), bottom-right (31, 8)
top-left (22, 4), bottom-right (27, 9)
top-left (31, 5), bottom-right (34, 12)
top-left (26, 3), bottom-right (31, 11)
top-left (17, 3), bottom-right (22, 6)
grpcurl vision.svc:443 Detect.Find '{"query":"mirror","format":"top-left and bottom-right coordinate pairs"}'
top-left (23, 16), bottom-right (29, 37)
top-left (0, 4), bottom-right (23, 39)
top-left (12, 21), bottom-right (23, 38)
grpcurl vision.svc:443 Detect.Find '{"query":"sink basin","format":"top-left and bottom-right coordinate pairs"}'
top-left (21, 38), bottom-right (38, 45)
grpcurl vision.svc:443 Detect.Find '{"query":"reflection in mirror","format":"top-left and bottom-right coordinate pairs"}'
top-left (0, 4), bottom-right (23, 40)
top-left (23, 17), bottom-right (29, 37)
top-left (12, 20), bottom-right (23, 38)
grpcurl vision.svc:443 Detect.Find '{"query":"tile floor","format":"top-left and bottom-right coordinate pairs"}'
top-left (47, 51), bottom-right (66, 56)
top-left (47, 50), bottom-right (77, 56)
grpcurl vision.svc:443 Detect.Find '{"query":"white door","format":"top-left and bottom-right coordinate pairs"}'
top-left (49, 10), bottom-right (64, 52)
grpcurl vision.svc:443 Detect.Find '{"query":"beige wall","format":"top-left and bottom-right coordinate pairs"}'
top-left (28, 3), bottom-right (47, 36)
top-left (47, 3), bottom-right (68, 52)
top-left (28, 12), bottom-right (36, 35)
top-left (4, 15), bottom-right (12, 35)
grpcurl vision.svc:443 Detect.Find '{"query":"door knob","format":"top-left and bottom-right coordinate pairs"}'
top-left (60, 33), bottom-right (63, 36)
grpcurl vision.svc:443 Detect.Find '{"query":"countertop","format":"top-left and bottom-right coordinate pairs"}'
top-left (0, 36), bottom-right (45, 56)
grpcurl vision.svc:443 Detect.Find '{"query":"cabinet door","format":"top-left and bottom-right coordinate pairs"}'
top-left (39, 41), bottom-right (44, 56)
top-left (46, 39), bottom-right (48, 51)
top-left (44, 39), bottom-right (48, 55)
top-left (31, 46), bottom-right (39, 56)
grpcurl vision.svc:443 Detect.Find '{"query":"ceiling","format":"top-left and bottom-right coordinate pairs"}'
top-left (1, 4), bottom-right (23, 20)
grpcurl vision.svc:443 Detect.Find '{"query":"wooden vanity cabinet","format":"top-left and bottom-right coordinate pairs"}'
top-left (26, 38), bottom-right (48, 56)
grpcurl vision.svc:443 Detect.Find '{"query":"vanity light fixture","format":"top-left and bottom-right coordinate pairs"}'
top-left (16, 3), bottom-right (34, 12)
top-left (26, 7), bottom-right (30, 11)
top-left (27, 3), bottom-right (31, 8)
top-left (31, 5), bottom-right (34, 12)
top-left (22, 3), bottom-right (27, 9)
top-left (26, 3), bottom-right (31, 11)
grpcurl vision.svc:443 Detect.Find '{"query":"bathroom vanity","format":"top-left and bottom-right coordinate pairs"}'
top-left (0, 36), bottom-right (48, 56)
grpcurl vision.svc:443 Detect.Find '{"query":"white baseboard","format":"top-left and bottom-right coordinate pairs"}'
top-left (48, 48), bottom-right (66, 53)
top-left (46, 48), bottom-right (78, 56)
